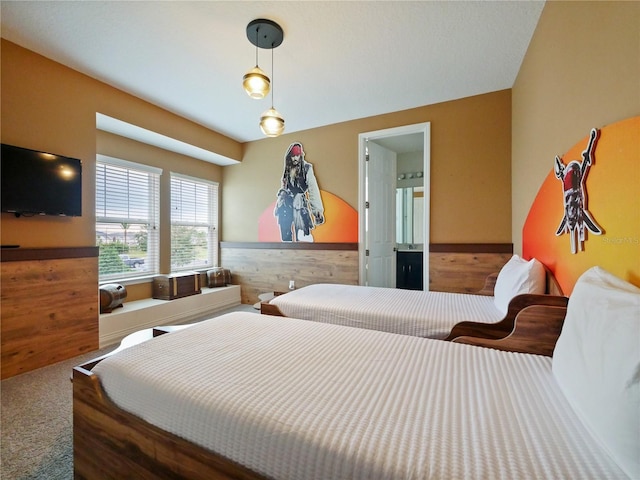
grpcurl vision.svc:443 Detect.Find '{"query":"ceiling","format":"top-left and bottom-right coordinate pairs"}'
top-left (0, 1), bottom-right (545, 144)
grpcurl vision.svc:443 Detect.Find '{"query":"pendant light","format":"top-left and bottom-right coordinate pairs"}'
top-left (243, 67), bottom-right (269, 100)
top-left (242, 27), bottom-right (269, 99)
top-left (243, 19), bottom-right (283, 100)
top-left (260, 44), bottom-right (285, 137)
top-left (260, 107), bottom-right (285, 137)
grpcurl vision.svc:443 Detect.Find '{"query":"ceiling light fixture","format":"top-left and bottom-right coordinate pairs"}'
top-left (243, 19), bottom-right (283, 100)
top-left (243, 19), bottom-right (280, 99)
top-left (243, 18), bottom-right (285, 137)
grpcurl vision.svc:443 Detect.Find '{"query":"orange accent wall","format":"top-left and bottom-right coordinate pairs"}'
top-left (258, 191), bottom-right (358, 242)
top-left (523, 116), bottom-right (640, 294)
top-left (512, 1), bottom-right (639, 259)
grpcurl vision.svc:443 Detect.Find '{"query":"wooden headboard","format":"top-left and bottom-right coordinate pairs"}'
top-left (545, 267), bottom-right (564, 296)
top-left (477, 265), bottom-right (564, 297)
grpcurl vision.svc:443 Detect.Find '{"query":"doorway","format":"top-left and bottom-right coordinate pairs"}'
top-left (358, 122), bottom-right (431, 290)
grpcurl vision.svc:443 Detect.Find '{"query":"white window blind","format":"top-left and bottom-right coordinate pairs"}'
top-left (96, 155), bottom-right (161, 281)
top-left (170, 173), bottom-right (218, 272)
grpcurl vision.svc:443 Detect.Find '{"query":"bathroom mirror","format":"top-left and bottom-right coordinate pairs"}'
top-left (396, 186), bottom-right (424, 246)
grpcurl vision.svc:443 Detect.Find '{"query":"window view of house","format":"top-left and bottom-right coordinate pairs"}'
top-left (95, 162), bottom-right (220, 281)
top-left (96, 156), bottom-right (160, 281)
top-left (170, 173), bottom-right (218, 272)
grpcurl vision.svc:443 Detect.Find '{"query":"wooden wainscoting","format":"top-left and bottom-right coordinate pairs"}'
top-left (221, 243), bottom-right (358, 305)
top-left (221, 242), bottom-right (512, 304)
top-left (1, 247), bottom-right (99, 379)
top-left (429, 244), bottom-right (513, 294)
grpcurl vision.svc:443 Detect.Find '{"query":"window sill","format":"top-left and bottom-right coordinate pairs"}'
top-left (99, 285), bottom-right (241, 347)
top-left (99, 274), bottom-right (157, 286)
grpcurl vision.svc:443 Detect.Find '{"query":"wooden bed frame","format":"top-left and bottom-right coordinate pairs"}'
top-left (445, 295), bottom-right (568, 355)
top-left (73, 364), bottom-right (264, 480)
top-left (73, 302), bottom-right (568, 479)
top-left (260, 268), bottom-right (565, 324)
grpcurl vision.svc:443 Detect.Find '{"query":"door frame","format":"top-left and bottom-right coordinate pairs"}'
top-left (358, 122), bottom-right (431, 289)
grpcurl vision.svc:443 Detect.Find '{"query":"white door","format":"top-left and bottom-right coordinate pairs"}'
top-left (358, 122), bottom-right (431, 290)
top-left (366, 141), bottom-right (396, 287)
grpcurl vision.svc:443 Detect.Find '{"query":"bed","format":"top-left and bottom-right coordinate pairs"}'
top-left (73, 266), bottom-right (638, 480)
top-left (261, 255), bottom-right (565, 339)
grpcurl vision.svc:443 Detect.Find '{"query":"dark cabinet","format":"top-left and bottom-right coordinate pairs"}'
top-left (396, 251), bottom-right (423, 290)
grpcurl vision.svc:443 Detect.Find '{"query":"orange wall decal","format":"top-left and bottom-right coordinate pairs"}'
top-left (523, 116), bottom-right (640, 295)
top-left (259, 190), bottom-right (358, 243)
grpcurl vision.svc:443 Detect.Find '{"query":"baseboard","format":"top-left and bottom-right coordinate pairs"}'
top-left (99, 285), bottom-right (241, 348)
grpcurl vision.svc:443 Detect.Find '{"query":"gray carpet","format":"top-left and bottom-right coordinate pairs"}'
top-left (0, 304), bottom-right (256, 479)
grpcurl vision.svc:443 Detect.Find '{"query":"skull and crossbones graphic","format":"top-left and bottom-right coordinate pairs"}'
top-left (554, 128), bottom-right (603, 254)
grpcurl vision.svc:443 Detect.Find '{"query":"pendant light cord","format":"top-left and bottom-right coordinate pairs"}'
top-left (271, 43), bottom-right (275, 108)
top-left (255, 27), bottom-right (259, 66)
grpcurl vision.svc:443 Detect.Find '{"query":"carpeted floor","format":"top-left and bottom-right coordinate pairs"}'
top-left (0, 304), bottom-right (256, 479)
top-left (1, 345), bottom-right (115, 480)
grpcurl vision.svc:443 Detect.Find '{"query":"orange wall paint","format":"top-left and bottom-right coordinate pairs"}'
top-left (512, 1), bottom-right (640, 259)
top-left (258, 191), bottom-right (358, 243)
top-left (523, 116), bottom-right (640, 294)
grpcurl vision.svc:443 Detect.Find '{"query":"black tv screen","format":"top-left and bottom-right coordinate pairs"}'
top-left (1, 143), bottom-right (82, 217)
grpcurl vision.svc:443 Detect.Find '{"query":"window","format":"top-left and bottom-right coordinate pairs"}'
top-left (170, 173), bottom-right (218, 272)
top-left (96, 155), bottom-right (161, 281)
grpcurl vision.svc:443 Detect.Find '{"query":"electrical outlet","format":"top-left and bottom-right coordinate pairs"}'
top-left (289, 280), bottom-right (295, 290)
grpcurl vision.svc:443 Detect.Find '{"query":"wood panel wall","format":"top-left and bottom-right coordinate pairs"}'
top-left (221, 243), bottom-right (358, 305)
top-left (221, 243), bottom-right (512, 305)
top-left (429, 244), bottom-right (513, 293)
top-left (1, 247), bottom-right (99, 379)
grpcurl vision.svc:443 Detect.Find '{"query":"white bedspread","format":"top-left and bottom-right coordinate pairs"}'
top-left (94, 312), bottom-right (627, 480)
top-left (270, 283), bottom-right (503, 338)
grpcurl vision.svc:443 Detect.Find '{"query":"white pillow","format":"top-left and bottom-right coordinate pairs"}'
top-left (493, 255), bottom-right (546, 315)
top-left (552, 266), bottom-right (640, 479)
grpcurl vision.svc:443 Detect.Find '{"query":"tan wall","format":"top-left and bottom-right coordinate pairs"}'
top-left (512, 1), bottom-right (640, 255)
top-left (2, 39), bottom-right (512, 251)
top-left (0, 39), bottom-right (513, 303)
top-left (223, 90), bottom-right (512, 243)
top-left (1, 39), bottom-right (240, 251)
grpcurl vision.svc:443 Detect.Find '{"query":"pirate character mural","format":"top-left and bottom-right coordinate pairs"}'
top-left (274, 142), bottom-right (325, 242)
top-left (523, 116), bottom-right (638, 295)
top-left (554, 128), bottom-right (603, 254)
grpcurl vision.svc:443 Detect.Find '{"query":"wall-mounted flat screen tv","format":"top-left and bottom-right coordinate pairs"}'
top-left (1, 143), bottom-right (82, 217)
